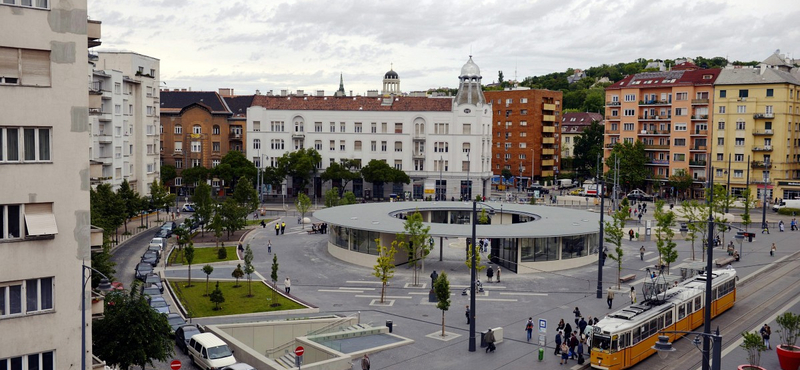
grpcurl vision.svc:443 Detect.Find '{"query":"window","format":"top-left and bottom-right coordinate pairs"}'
top-left (735, 138), bottom-right (745, 146)
top-left (0, 127), bottom-right (51, 163)
top-left (718, 106), bottom-right (726, 114)
top-left (718, 121), bottom-right (725, 130)
top-left (190, 159), bottom-right (200, 168)
top-left (520, 98), bottom-right (528, 103)
top-left (394, 160), bottom-right (402, 170)
top-left (175, 125), bottom-right (182, 134)
top-left (394, 141), bottom-right (402, 152)
top-left (270, 139), bottom-right (284, 150)
top-left (734, 170), bottom-right (744, 178)
top-left (611, 109), bottom-right (619, 117)
top-left (624, 94), bottom-right (636, 102)
top-left (676, 92), bottom-right (688, 100)
top-left (435, 123), bottom-right (449, 134)
top-left (739, 89), bottom-right (749, 98)
top-left (212, 159), bottom-right (220, 168)
top-left (674, 124), bottom-right (687, 131)
top-left (0, 277), bottom-right (53, 317)
top-left (0, 351), bottom-right (55, 370)
top-left (520, 109), bottom-right (528, 115)
top-left (623, 109), bottom-right (635, 116)
top-left (190, 142), bottom-right (201, 153)
top-left (249, 122), bottom-right (257, 133)
top-left (175, 159), bottom-right (182, 169)
top-left (114, 104), bottom-right (121, 114)
top-left (314, 140), bottom-right (322, 150)
top-left (340, 140), bottom-right (345, 151)
top-left (675, 108), bottom-right (687, 116)
top-left (271, 121), bottom-right (284, 132)
top-left (370, 141), bottom-right (376, 151)
top-left (520, 121), bottom-right (527, 126)
top-left (146, 106), bottom-right (154, 116)
top-left (212, 142), bottom-right (220, 152)
top-left (394, 123), bottom-right (402, 134)
top-left (340, 122), bottom-right (346, 133)
top-left (354, 141), bottom-right (362, 151)
top-left (673, 153), bottom-right (685, 162)
top-left (0, 47), bottom-right (50, 86)
top-left (674, 138), bottom-right (686, 146)
top-left (192, 125), bottom-right (201, 134)
top-left (623, 123), bottom-right (634, 131)
top-left (462, 143), bottom-right (471, 153)
top-left (463, 124), bottom-right (471, 134)
top-left (767, 88), bottom-right (774, 97)
top-left (737, 105), bottom-right (746, 113)
top-left (734, 154), bottom-right (744, 162)
top-left (518, 142), bottom-right (526, 148)
top-left (717, 153), bottom-right (723, 161)
top-left (736, 121), bottom-right (746, 130)
top-left (355, 122), bottom-right (362, 133)
top-left (371, 122), bottom-right (377, 133)
top-left (381, 141), bottom-right (387, 152)
top-left (719, 90), bottom-right (726, 98)
top-left (717, 138), bottom-right (724, 145)
top-left (766, 105), bottom-right (773, 114)
top-left (434, 142), bottom-right (448, 153)
top-left (253, 139), bottom-right (260, 150)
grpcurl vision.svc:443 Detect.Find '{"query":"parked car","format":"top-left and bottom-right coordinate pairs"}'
top-left (175, 324), bottom-right (203, 355)
top-left (141, 250), bottom-right (159, 267)
top-left (161, 221), bottom-right (177, 231)
top-left (144, 273), bottom-right (163, 293)
top-left (221, 364), bottom-right (257, 370)
top-left (147, 244), bottom-right (162, 258)
top-left (166, 312), bottom-right (186, 335)
top-left (154, 228), bottom-right (170, 238)
top-left (150, 237), bottom-right (168, 250)
top-left (181, 203), bottom-right (195, 212)
top-left (148, 296), bottom-right (170, 314)
top-left (134, 262), bottom-right (153, 280)
top-left (141, 285), bottom-right (161, 297)
top-left (626, 189), bottom-right (654, 201)
top-left (187, 333), bottom-right (236, 370)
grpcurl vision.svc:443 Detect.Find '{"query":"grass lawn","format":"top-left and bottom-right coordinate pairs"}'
top-left (169, 246), bottom-right (238, 265)
top-left (170, 280), bottom-right (304, 317)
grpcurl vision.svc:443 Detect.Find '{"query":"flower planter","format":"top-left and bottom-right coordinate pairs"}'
top-left (738, 366), bottom-right (766, 370)
top-left (777, 345), bottom-right (800, 370)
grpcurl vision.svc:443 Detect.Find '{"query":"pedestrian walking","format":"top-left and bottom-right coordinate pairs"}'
top-left (525, 318), bottom-right (534, 342)
top-left (638, 213), bottom-right (643, 223)
top-left (465, 305), bottom-right (471, 324)
top-left (486, 266), bottom-right (494, 283)
top-left (557, 319), bottom-right (565, 333)
top-left (628, 229), bottom-right (634, 241)
top-left (569, 332), bottom-right (579, 359)
top-left (771, 243), bottom-right (776, 257)
top-left (563, 323), bottom-right (572, 341)
top-left (559, 342), bottom-right (569, 365)
top-left (607, 287), bottom-right (614, 309)
top-left (268, 240), bottom-right (272, 254)
top-left (779, 220), bottom-right (785, 232)
top-left (260, 220), bottom-right (266, 228)
top-left (280, 221), bottom-right (286, 234)
top-left (640, 245), bottom-right (645, 260)
top-left (361, 354), bottom-right (371, 370)
top-left (762, 221), bottom-right (770, 234)
top-left (275, 223), bottom-right (280, 235)
top-left (577, 337), bottom-right (585, 364)
top-left (578, 317), bottom-right (587, 334)
top-left (297, 216), bottom-right (301, 224)
top-left (630, 286), bottom-right (636, 304)
top-left (284, 277), bottom-right (291, 294)
top-left (554, 330), bottom-right (563, 355)
top-left (573, 307), bottom-right (582, 326)
top-left (496, 267), bottom-right (501, 283)
top-left (792, 218), bottom-right (798, 231)
top-left (484, 328), bottom-right (496, 353)
top-left (761, 324), bottom-right (772, 350)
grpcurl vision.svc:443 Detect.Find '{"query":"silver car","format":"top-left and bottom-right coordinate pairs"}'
top-left (148, 296), bottom-right (170, 314)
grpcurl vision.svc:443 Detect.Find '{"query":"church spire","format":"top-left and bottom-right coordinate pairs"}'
top-left (335, 73), bottom-right (346, 97)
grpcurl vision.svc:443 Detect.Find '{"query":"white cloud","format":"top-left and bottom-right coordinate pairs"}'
top-left (88, 0), bottom-right (800, 95)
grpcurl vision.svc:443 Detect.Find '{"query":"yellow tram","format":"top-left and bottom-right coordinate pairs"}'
top-left (590, 269), bottom-right (736, 370)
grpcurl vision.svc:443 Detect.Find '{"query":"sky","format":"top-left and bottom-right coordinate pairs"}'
top-left (87, 0), bottom-right (800, 96)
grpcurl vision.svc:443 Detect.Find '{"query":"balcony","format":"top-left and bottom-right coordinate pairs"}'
top-left (95, 134), bottom-right (112, 143)
top-left (541, 159), bottom-right (555, 166)
top-left (689, 160), bottom-right (707, 167)
top-left (752, 146), bottom-right (773, 152)
top-left (542, 115), bottom-right (556, 122)
top-left (542, 126), bottom-right (555, 133)
top-left (751, 161), bottom-right (772, 169)
top-left (754, 113), bottom-right (775, 119)
top-left (541, 148), bottom-right (555, 155)
top-left (691, 129), bottom-right (708, 136)
top-left (229, 132), bottom-right (243, 139)
top-left (412, 151), bottom-right (424, 159)
top-left (606, 116), bottom-right (621, 121)
top-left (541, 170), bottom-right (554, 177)
top-left (646, 159), bottom-right (670, 166)
top-left (644, 144), bottom-right (670, 150)
top-left (639, 115), bottom-right (671, 121)
top-left (691, 115), bottom-right (709, 120)
top-left (606, 128), bottom-right (620, 134)
top-left (639, 129), bottom-right (671, 135)
top-left (413, 133), bottom-right (425, 141)
top-left (543, 103), bottom-right (556, 111)
top-left (690, 145), bottom-right (708, 151)
top-left (606, 101), bottom-right (621, 106)
top-left (89, 108), bottom-right (102, 115)
top-left (292, 132), bottom-right (305, 139)
top-left (752, 129), bottom-right (774, 135)
top-left (542, 137), bottom-right (555, 144)
top-left (605, 143), bottom-right (617, 149)
top-left (691, 98), bottom-right (709, 105)
top-left (639, 100), bottom-right (672, 106)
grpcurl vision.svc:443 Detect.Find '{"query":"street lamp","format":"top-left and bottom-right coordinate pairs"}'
top-left (466, 151), bottom-right (470, 201)
top-left (439, 155), bottom-right (444, 201)
top-left (468, 200), bottom-right (495, 352)
top-left (595, 154), bottom-right (606, 299)
top-left (82, 262), bottom-right (112, 370)
top-left (652, 329), bottom-right (723, 370)
top-left (761, 160), bottom-right (770, 232)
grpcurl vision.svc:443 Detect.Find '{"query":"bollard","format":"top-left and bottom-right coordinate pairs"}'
top-left (386, 320), bottom-right (393, 333)
top-left (538, 347), bottom-right (544, 361)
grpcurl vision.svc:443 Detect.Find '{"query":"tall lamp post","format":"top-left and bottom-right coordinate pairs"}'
top-left (761, 159), bottom-right (770, 231)
top-left (596, 154), bottom-right (605, 299)
top-left (468, 200), bottom-right (495, 352)
top-left (82, 262), bottom-right (112, 370)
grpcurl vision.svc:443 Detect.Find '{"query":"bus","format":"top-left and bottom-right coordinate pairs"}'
top-left (590, 269), bottom-right (736, 370)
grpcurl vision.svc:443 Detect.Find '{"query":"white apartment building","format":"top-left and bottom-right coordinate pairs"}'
top-left (1, 0), bottom-right (92, 369)
top-left (246, 57), bottom-right (493, 200)
top-left (89, 52), bottom-right (160, 195)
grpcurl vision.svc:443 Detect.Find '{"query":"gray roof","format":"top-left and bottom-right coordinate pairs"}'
top-left (313, 202), bottom-right (600, 238)
top-left (715, 67), bottom-right (800, 86)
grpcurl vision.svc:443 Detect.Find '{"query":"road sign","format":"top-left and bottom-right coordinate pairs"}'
top-left (538, 318), bottom-right (547, 333)
top-left (170, 360), bottom-right (181, 370)
top-left (295, 346), bottom-right (305, 356)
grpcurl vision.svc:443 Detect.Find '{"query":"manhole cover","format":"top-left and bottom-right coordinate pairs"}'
top-left (422, 314), bottom-right (428, 317)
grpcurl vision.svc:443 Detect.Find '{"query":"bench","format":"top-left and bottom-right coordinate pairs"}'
top-left (619, 274), bottom-right (636, 283)
top-left (715, 256), bottom-right (735, 268)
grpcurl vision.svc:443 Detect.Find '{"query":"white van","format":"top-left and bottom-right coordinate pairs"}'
top-left (150, 237), bottom-right (167, 250)
top-left (773, 199), bottom-right (800, 211)
top-left (187, 333), bottom-right (236, 370)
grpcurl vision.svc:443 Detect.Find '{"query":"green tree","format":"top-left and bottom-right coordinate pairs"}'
top-left (465, 241), bottom-right (486, 272)
top-left (478, 208), bottom-right (489, 224)
top-left (209, 210), bottom-right (223, 247)
top-left (231, 264), bottom-right (244, 287)
top-left (184, 242), bottom-right (195, 287)
top-left (91, 244), bottom-right (116, 288)
top-left (296, 193), bottom-right (312, 228)
top-left (668, 169), bottom-right (694, 199)
top-left (604, 206), bottom-right (628, 289)
top-left (116, 179), bottom-right (141, 235)
top-left (582, 87), bottom-right (605, 113)
top-left (680, 200), bottom-right (703, 261)
top-left (372, 239), bottom-right (398, 303)
top-left (174, 219), bottom-right (192, 249)
top-left (261, 166), bottom-right (286, 192)
top-left (270, 253), bottom-right (280, 306)
top-left (213, 150), bottom-right (257, 190)
top-left (202, 264), bottom-right (214, 296)
top-left (90, 183), bottom-right (126, 240)
top-left (244, 244), bottom-right (255, 297)
top-left (192, 181), bottom-right (214, 236)
top-left (324, 187), bottom-right (341, 208)
top-left (209, 281), bottom-right (225, 310)
top-left (361, 159), bottom-right (410, 199)
top-left (219, 198), bottom-right (247, 237)
top-left (148, 179), bottom-right (175, 221)
top-left (654, 200), bottom-right (678, 273)
top-left (741, 188), bottom-right (755, 231)
top-left (93, 286), bottom-right (173, 370)
top-left (400, 211), bottom-right (431, 286)
top-left (320, 159), bottom-right (361, 196)
top-left (606, 141), bottom-right (649, 193)
top-left (181, 166), bottom-right (210, 186)
top-left (160, 164), bottom-right (177, 185)
top-left (501, 168), bottom-right (513, 182)
top-left (342, 191), bottom-right (357, 205)
top-left (434, 272), bottom-right (451, 337)
top-left (233, 175), bottom-right (259, 213)
top-left (276, 148), bottom-right (322, 195)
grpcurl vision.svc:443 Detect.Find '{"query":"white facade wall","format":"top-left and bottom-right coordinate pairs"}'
top-left (0, 1), bottom-right (91, 368)
top-left (95, 52), bottom-right (160, 195)
top-left (245, 99), bottom-right (493, 199)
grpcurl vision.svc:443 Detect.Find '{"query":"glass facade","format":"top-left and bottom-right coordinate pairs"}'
top-left (330, 227), bottom-right (381, 255)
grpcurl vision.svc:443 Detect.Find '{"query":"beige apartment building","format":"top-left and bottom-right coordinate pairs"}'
top-left (1, 0), bottom-right (94, 369)
top-left (604, 64), bottom-right (720, 198)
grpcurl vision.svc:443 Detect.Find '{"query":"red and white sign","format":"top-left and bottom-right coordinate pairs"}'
top-left (295, 346), bottom-right (305, 357)
top-left (170, 360), bottom-right (181, 370)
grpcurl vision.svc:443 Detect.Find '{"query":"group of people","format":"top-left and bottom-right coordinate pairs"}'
top-left (486, 265), bottom-right (501, 283)
top-left (553, 309), bottom-right (598, 365)
top-left (477, 237), bottom-right (491, 253)
top-left (274, 221), bottom-right (287, 235)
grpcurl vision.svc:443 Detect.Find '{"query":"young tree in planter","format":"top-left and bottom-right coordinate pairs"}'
top-left (270, 253), bottom-right (280, 306)
top-left (295, 193), bottom-right (312, 228)
top-left (400, 211), bottom-right (431, 286)
top-left (478, 208), bottom-right (490, 224)
top-left (324, 187), bottom-right (341, 208)
top-left (604, 207), bottom-right (627, 289)
top-left (202, 264), bottom-right (214, 296)
top-left (372, 239), bottom-right (399, 303)
top-left (681, 200), bottom-right (705, 261)
top-left (465, 241), bottom-right (486, 273)
top-left (231, 264), bottom-right (244, 287)
top-left (740, 330), bottom-right (767, 369)
top-left (434, 272), bottom-right (451, 337)
top-left (116, 179), bottom-right (141, 235)
top-left (192, 181), bottom-right (214, 237)
top-left (243, 244), bottom-right (255, 297)
top-left (741, 188), bottom-right (755, 231)
top-left (777, 311), bottom-right (800, 351)
top-left (209, 281), bottom-right (225, 310)
top-left (184, 243), bottom-right (195, 287)
top-left (654, 200), bottom-right (678, 273)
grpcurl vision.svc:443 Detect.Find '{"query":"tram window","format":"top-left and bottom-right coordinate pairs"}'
top-left (658, 316), bottom-right (664, 330)
top-left (632, 327), bottom-right (641, 344)
top-left (593, 335), bottom-right (611, 351)
top-left (611, 336), bottom-right (619, 352)
top-left (619, 332), bottom-right (629, 348)
top-left (694, 297), bottom-right (702, 311)
top-left (679, 305), bottom-right (686, 319)
top-left (712, 288), bottom-right (718, 300)
top-left (648, 319), bottom-right (658, 337)
top-left (687, 300), bottom-right (693, 312)
top-left (666, 311), bottom-right (673, 326)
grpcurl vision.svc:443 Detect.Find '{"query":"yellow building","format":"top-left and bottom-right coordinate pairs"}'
top-left (711, 52), bottom-right (800, 201)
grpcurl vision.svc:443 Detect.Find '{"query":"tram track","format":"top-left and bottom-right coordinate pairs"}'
top-left (648, 251), bottom-right (800, 370)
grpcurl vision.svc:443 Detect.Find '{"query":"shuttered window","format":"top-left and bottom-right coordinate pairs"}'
top-left (0, 47), bottom-right (19, 83)
top-left (24, 203), bottom-right (58, 236)
top-left (0, 47), bottom-right (50, 86)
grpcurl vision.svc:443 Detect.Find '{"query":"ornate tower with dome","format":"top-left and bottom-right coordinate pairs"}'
top-left (454, 56), bottom-right (486, 106)
top-left (382, 65), bottom-right (400, 95)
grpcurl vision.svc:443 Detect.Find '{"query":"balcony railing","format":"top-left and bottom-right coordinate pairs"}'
top-left (605, 143), bottom-right (617, 149)
top-left (691, 145), bottom-right (708, 151)
top-left (752, 129), bottom-right (774, 135)
top-left (751, 161), bottom-right (772, 169)
top-left (644, 144), bottom-right (670, 150)
top-left (691, 98), bottom-right (709, 105)
top-left (754, 113), bottom-right (775, 119)
top-left (606, 101), bottom-right (621, 106)
top-left (606, 128), bottom-right (620, 134)
top-left (689, 160), bottom-right (707, 166)
top-left (752, 146), bottom-right (773, 152)
top-left (691, 114), bottom-right (709, 120)
top-left (639, 100), bottom-right (672, 106)
top-left (639, 129), bottom-right (671, 135)
top-left (692, 129), bottom-right (708, 135)
top-left (646, 159), bottom-right (670, 165)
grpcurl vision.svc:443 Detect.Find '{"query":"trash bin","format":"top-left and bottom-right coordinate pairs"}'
top-left (480, 330), bottom-right (488, 348)
top-left (386, 320), bottom-right (393, 333)
top-left (538, 347), bottom-right (544, 361)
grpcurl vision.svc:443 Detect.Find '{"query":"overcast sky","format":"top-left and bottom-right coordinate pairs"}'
top-left (88, 0), bottom-right (800, 96)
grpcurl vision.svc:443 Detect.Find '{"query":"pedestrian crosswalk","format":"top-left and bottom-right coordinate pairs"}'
top-left (313, 280), bottom-right (537, 304)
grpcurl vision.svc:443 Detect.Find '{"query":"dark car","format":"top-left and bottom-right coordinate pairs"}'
top-left (144, 273), bottom-right (163, 293)
top-left (141, 250), bottom-right (158, 267)
top-left (166, 312), bottom-right (186, 335)
top-left (175, 324), bottom-right (202, 354)
top-left (154, 228), bottom-right (170, 238)
top-left (134, 262), bottom-right (153, 280)
top-left (148, 296), bottom-right (170, 314)
top-left (141, 285), bottom-right (161, 297)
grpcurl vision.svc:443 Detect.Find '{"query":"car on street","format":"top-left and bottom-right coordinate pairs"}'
top-left (166, 312), bottom-right (186, 335)
top-left (221, 364), bottom-right (257, 370)
top-left (181, 203), bottom-right (195, 212)
top-left (150, 237), bottom-right (167, 250)
top-left (147, 244), bottom-right (162, 258)
top-left (626, 189), bottom-right (654, 201)
top-left (141, 285), bottom-right (161, 297)
top-left (154, 228), bottom-right (170, 238)
top-left (144, 273), bottom-right (163, 293)
top-left (141, 250), bottom-right (159, 267)
top-left (148, 296), bottom-right (170, 314)
top-left (134, 262), bottom-right (153, 280)
top-left (175, 324), bottom-right (202, 354)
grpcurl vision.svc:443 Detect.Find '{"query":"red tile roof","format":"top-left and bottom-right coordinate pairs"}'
top-left (251, 95), bottom-right (453, 112)
top-left (561, 112), bottom-right (604, 125)
top-left (606, 68), bottom-right (720, 90)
